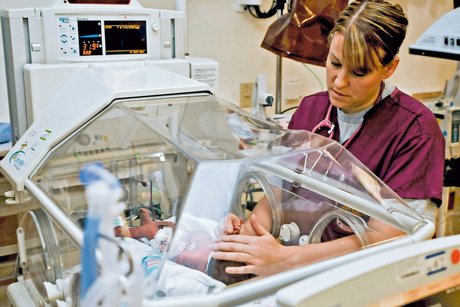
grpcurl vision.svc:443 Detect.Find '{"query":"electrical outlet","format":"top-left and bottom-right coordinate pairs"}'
top-left (235, 0), bottom-right (262, 12)
top-left (239, 82), bottom-right (254, 108)
top-left (286, 98), bottom-right (301, 106)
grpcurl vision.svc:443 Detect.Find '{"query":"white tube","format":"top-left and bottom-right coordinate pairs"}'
top-left (24, 179), bottom-right (83, 246)
top-left (16, 227), bottom-right (27, 269)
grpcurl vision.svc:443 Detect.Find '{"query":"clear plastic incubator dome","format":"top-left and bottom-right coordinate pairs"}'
top-left (29, 94), bottom-right (429, 305)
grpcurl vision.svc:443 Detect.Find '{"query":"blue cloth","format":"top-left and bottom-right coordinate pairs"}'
top-left (0, 122), bottom-right (11, 144)
top-left (80, 216), bottom-right (100, 298)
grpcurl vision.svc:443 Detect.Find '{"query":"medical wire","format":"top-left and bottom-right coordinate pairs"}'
top-left (302, 63), bottom-right (324, 91)
top-left (279, 63), bottom-right (324, 114)
top-left (247, 1), bottom-right (280, 19)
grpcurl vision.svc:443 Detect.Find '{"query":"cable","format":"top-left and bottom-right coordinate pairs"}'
top-left (281, 105), bottom-right (298, 114)
top-left (247, 0), bottom-right (287, 19)
top-left (280, 63), bottom-right (324, 114)
top-left (302, 63), bottom-right (324, 91)
top-left (248, 3), bottom-right (277, 19)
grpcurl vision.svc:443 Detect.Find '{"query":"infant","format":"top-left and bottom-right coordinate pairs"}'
top-left (114, 208), bottom-right (175, 240)
top-left (115, 209), bottom-right (253, 285)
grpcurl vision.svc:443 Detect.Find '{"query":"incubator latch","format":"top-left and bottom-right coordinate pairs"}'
top-left (44, 278), bottom-right (69, 303)
top-left (279, 224), bottom-right (310, 246)
top-left (279, 222), bottom-right (300, 245)
top-left (16, 227), bottom-right (27, 269)
top-left (5, 189), bottom-right (31, 205)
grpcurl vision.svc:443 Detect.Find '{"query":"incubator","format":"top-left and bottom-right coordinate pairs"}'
top-left (0, 59), bottom-right (435, 305)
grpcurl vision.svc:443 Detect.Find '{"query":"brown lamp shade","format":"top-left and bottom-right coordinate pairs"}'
top-left (261, 0), bottom-right (348, 67)
top-left (67, 0), bottom-right (131, 4)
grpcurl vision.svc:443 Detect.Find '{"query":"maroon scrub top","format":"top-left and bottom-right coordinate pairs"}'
top-left (288, 89), bottom-right (445, 205)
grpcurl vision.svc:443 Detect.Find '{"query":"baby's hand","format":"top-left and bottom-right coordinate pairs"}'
top-left (154, 220), bottom-right (175, 230)
top-left (215, 213), bottom-right (244, 236)
top-left (228, 214), bottom-right (244, 235)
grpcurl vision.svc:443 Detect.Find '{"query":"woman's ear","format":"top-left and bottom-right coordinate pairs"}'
top-left (382, 56), bottom-right (400, 79)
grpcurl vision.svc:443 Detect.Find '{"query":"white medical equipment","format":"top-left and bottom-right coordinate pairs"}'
top-left (1, 0), bottom-right (218, 144)
top-left (409, 7), bottom-right (460, 61)
top-left (0, 57), bottom-right (435, 306)
top-left (436, 103), bottom-right (460, 237)
top-left (432, 105), bottom-right (460, 160)
top-left (409, 4), bottom-right (460, 158)
top-left (251, 74), bottom-right (274, 120)
top-left (276, 234), bottom-right (460, 306)
top-left (409, 5), bottom-right (460, 237)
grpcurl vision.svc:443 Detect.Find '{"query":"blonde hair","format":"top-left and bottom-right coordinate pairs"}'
top-left (330, 0), bottom-right (408, 73)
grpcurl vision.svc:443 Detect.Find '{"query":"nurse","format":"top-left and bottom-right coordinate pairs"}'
top-left (213, 0), bottom-right (445, 277)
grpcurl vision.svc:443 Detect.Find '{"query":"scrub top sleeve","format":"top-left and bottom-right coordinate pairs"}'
top-left (381, 132), bottom-right (445, 205)
top-left (288, 101), bottom-right (308, 129)
top-left (288, 92), bottom-right (329, 131)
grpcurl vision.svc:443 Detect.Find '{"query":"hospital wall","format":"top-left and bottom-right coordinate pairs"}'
top-left (0, 0), bottom-right (457, 121)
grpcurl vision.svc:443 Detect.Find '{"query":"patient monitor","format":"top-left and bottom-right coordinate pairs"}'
top-left (1, 0), bottom-right (217, 144)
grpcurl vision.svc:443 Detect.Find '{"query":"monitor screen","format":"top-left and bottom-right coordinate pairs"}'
top-left (104, 20), bottom-right (147, 55)
top-left (77, 20), bottom-right (103, 56)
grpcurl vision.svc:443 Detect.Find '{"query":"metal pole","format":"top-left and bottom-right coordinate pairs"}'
top-left (275, 8), bottom-right (283, 114)
top-left (276, 55), bottom-right (283, 114)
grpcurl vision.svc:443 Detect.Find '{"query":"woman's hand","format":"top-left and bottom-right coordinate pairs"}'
top-left (212, 214), bottom-right (290, 277)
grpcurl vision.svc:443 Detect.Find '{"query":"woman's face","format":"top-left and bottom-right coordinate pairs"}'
top-left (326, 33), bottom-right (397, 114)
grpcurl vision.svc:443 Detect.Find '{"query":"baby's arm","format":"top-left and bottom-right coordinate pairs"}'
top-left (218, 196), bottom-right (274, 236)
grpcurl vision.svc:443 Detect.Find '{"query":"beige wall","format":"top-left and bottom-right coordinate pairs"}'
top-left (176, 0), bottom-right (457, 112)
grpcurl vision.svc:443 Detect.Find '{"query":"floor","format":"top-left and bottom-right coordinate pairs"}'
top-left (0, 285), bottom-right (8, 306)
